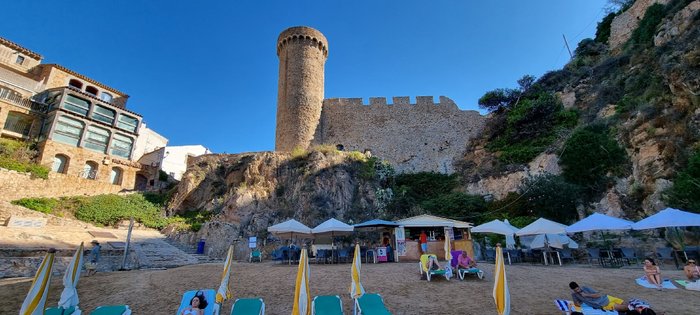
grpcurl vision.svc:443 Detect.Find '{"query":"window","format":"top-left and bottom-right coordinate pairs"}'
top-left (62, 94), bottom-right (90, 116)
top-left (110, 133), bottom-right (133, 158)
top-left (91, 105), bottom-right (115, 125)
top-left (110, 167), bottom-right (123, 185)
top-left (15, 55), bottom-right (25, 65)
top-left (82, 161), bottom-right (98, 180)
top-left (100, 92), bottom-right (113, 103)
top-left (52, 154), bottom-right (69, 173)
top-left (52, 115), bottom-right (84, 146)
top-left (116, 114), bottom-right (138, 133)
top-left (68, 79), bottom-right (83, 89)
top-left (2, 111), bottom-right (33, 136)
top-left (83, 125), bottom-right (110, 153)
top-left (85, 86), bottom-right (98, 96)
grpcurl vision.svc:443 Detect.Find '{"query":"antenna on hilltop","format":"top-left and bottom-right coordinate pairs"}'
top-left (562, 34), bottom-right (573, 59)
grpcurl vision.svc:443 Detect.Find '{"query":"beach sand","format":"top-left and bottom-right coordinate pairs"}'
top-left (1, 261), bottom-right (696, 314)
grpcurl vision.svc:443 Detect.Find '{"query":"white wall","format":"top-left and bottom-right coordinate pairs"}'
top-left (161, 145), bottom-right (211, 180)
top-left (132, 123), bottom-right (168, 161)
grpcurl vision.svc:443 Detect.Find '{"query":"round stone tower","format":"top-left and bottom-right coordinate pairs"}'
top-left (275, 26), bottom-right (329, 152)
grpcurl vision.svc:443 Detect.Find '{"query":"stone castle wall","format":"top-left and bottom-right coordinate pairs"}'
top-left (609, 0), bottom-right (672, 50)
top-left (0, 167), bottom-right (125, 202)
top-left (312, 96), bottom-right (486, 173)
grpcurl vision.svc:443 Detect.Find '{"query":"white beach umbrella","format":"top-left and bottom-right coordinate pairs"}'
top-left (529, 234), bottom-right (579, 249)
top-left (57, 243), bottom-right (84, 315)
top-left (472, 219), bottom-right (520, 235)
top-left (632, 208), bottom-right (700, 230)
top-left (267, 219), bottom-right (313, 239)
top-left (20, 249), bottom-right (56, 315)
top-left (503, 220), bottom-right (517, 249)
top-left (515, 218), bottom-right (568, 236)
top-left (566, 213), bottom-right (634, 233)
top-left (311, 218), bottom-right (354, 236)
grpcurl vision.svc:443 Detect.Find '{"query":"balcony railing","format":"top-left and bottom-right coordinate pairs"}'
top-left (0, 87), bottom-right (48, 113)
top-left (2, 119), bottom-right (32, 136)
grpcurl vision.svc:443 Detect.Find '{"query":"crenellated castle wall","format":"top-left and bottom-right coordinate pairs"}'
top-left (312, 96), bottom-right (486, 173)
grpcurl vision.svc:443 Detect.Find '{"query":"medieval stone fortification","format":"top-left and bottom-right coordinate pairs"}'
top-left (275, 26), bottom-right (486, 173)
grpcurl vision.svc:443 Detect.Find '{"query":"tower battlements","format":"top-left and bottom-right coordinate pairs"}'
top-left (323, 96), bottom-right (464, 111)
top-left (277, 26), bottom-right (328, 58)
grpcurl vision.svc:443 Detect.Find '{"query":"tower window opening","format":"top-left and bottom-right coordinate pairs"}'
top-left (15, 55), bottom-right (25, 65)
top-left (68, 79), bottom-right (83, 90)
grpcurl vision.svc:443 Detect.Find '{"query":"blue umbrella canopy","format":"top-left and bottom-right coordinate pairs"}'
top-left (632, 208), bottom-right (700, 229)
top-left (566, 213), bottom-right (634, 233)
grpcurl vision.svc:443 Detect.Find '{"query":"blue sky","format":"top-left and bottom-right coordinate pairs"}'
top-left (1, 1), bottom-right (608, 153)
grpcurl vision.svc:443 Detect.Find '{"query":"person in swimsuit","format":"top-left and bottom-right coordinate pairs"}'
top-left (684, 259), bottom-right (700, 281)
top-left (643, 258), bottom-right (663, 290)
top-left (180, 291), bottom-right (208, 315)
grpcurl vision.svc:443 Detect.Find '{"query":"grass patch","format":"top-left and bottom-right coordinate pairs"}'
top-left (11, 197), bottom-right (58, 214)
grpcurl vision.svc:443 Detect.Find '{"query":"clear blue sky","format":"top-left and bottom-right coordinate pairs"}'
top-left (1, 0), bottom-right (608, 154)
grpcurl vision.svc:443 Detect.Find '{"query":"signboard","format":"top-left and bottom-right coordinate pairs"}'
top-left (248, 236), bottom-right (257, 248)
top-left (377, 246), bottom-right (388, 262)
top-left (444, 227), bottom-right (454, 241)
top-left (395, 226), bottom-right (406, 256)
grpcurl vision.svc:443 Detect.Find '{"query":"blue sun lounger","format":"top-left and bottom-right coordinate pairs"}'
top-left (230, 298), bottom-right (265, 315)
top-left (312, 295), bottom-right (343, 315)
top-left (176, 289), bottom-right (216, 315)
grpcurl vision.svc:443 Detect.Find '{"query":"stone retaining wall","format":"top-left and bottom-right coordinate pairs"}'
top-left (0, 167), bottom-right (125, 202)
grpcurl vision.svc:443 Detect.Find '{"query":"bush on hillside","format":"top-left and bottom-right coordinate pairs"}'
top-left (665, 149), bottom-right (700, 213)
top-left (559, 124), bottom-right (628, 197)
top-left (0, 139), bottom-right (49, 179)
top-left (420, 192), bottom-right (485, 221)
top-left (520, 174), bottom-right (582, 224)
top-left (627, 3), bottom-right (666, 48)
top-left (11, 197), bottom-right (58, 214)
top-left (75, 194), bottom-right (168, 228)
top-left (595, 12), bottom-right (617, 43)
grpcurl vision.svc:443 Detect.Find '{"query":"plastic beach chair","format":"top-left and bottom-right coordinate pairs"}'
top-left (418, 254), bottom-right (451, 281)
top-left (458, 267), bottom-right (484, 280)
top-left (45, 306), bottom-right (76, 315)
top-left (249, 249), bottom-right (262, 262)
top-left (312, 295), bottom-right (343, 315)
top-left (231, 298), bottom-right (265, 315)
top-left (354, 293), bottom-right (391, 315)
top-left (176, 289), bottom-right (216, 315)
top-left (89, 305), bottom-right (132, 315)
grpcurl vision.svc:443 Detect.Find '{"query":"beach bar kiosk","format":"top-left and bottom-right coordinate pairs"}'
top-left (396, 214), bottom-right (474, 261)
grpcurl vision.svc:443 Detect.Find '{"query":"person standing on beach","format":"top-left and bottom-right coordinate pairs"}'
top-left (419, 230), bottom-right (428, 253)
top-left (85, 240), bottom-right (101, 276)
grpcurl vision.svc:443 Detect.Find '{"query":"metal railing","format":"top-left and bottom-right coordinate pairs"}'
top-left (0, 86), bottom-right (49, 113)
top-left (2, 119), bottom-right (32, 136)
top-left (79, 170), bottom-right (98, 180)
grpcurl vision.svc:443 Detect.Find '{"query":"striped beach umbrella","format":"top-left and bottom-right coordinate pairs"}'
top-left (444, 237), bottom-right (452, 263)
top-left (20, 249), bottom-right (56, 315)
top-left (214, 245), bottom-right (234, 315)
top-left (349, 243), bottom-right (365, 299)
top-left (292, 246), bottom-right (310, 315)
top-left (492, 244), bottom-right (510, 315)
top-left (58, 243), bottom-right (84, 314)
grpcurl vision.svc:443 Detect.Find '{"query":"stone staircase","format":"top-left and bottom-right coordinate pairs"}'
top-left (162, 237), bottom-right (222, 264)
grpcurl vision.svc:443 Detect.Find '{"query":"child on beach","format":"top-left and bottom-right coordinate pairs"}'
top-left (643, 258), bottom-right (662, 290)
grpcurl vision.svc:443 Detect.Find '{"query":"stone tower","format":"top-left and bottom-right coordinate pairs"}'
top-left (275, 26), bottom-right (329, 152)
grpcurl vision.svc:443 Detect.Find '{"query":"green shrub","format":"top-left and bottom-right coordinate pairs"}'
top-left (290, 147), bottom-right (309, 160)
top-left (420, 192), bottom-right (485, 220)
top-left (520, 174), bottom-right (582, 223)
top-left (170, 210), bottom-right (213, 232)
top-left (75, 194), bottom-right (168, 229)
top-left (313, 144), bottom-right (339, 155)
top-left (628, 3), bottom-right (666, 48)
top-left (346, 151), bottom-right (367, 162)
top-left (11, 197), bottom-right (58, 214)
top-left (0, 156), bottom-right (50, 179)
top-left (665, 149), bottom-right (700, 213)
top-left (560, 124), bottom-right (627, 197)
top-left (595, 12), bottom-right (617, 43)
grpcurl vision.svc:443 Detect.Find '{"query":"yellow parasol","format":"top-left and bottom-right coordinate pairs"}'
top-left (214, 245), bottom-right (234, 314)
top-left (492, 244), bottom-right (510, 315)
top-left (292, 246), bottom-right (310, 315)
top-left (349, 243), bottom-right (365, 299)
top-left (20, 248), bottom-right (56, 315)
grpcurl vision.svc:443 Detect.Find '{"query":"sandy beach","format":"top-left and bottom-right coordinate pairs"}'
top-left (2, 261), bottom-right (697, 315)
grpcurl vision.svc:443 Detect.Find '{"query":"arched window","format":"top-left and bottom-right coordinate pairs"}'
top-left (82, 161), bottom-right (98, 180)
top-left (68, 79), bottom-right (83, 89)
top-left (51, 154), bottom-right (69, 174)
top-left (85, 86), bottom-right (98, 96)
top-left (110, 167), bottom-right (123, 185)
top-left (100, 92), bottom-right (113, 103)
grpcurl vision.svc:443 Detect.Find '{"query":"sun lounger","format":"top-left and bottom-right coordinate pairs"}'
top-left (89, 305), bottom-right (131, 315)
top-left (418, 254), bottom-right (452, 281)
top-left (457, 267), bottom-right (484, 280)
top-left (231, 298), bottom-right (265, 315)
top-left (554, 299), bottom-right (616, 315)
top-left (249, 249), bottom-right (262, 262)
top-left (312, 295), bottom-right (343, 315)
top-left (45, 306), bottom-right (76, 315)
top-left (176, 289), bottom-right (216, 315)
top-left (354, 293), bottom-right (391, 315)
top-left (635, 276), bottom-right (678, 289)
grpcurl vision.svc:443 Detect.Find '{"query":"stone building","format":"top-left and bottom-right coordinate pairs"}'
top-left (275, 27), bottom-right (486, 173)
top-left (0, 35), bottom-right (163, 189)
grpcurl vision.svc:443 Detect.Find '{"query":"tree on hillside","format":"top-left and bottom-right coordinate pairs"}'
top-left (478, 75), bottom-right (536, 113)
top-left (520, 174), bottom-right (581, 224)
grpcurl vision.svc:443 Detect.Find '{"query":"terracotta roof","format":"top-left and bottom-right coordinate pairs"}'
top-left (0, 36), bottom-right (42, 60)
top-left (42, 64), bottom-right (129, 98)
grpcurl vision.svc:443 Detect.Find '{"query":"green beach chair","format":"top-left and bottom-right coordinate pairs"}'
top-left (230, 298), bottom-right (265, 315)
top-left (45, 306), bottom-right (76, 315)
top-left (89, 305), bottom-right (131, 315)
top-left (419, 254), bottom-right (450, 281)
top-left (312, 295), bottom-right (343, 315)
top-left (354, 293), bottom-right (391, 315)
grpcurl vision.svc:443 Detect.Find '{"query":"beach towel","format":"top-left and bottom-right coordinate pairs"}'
top-left (554, 299), bottom-right (617, 315)
top-left (676, 280), bottom-right (700, 291)
top-left (176, 289), bottom-right (216, 315)
top-left (635, 277), bottom-right (677, 289)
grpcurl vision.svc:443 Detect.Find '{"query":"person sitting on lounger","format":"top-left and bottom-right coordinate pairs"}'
top-left (457, 251), bottom-right (477, 269)
top-left (684, 259), bottom-right (700, 281)
top-left (568, 282), bottom-right (628, 312)
top-left (180, 291), bottom-right (208, 315)
top-left (427, 255), bottom-right (443, 271)
top-left (643, 258), bottom-right (663, 290)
